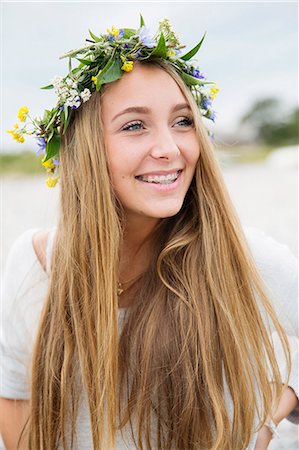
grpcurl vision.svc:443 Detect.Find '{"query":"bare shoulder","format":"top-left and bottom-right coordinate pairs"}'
top-left (32, 229), bottom-right (50, 272)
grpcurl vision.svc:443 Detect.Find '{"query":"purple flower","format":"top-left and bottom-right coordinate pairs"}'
top-left (59, 105), bottom-right (64, 111)
top-left (201, 97), bottom-right (212, 109)
top-left (192, 69), bottom-right (205, 80)
top-left (108, 35), bottom-right (114, 42)
top-left (207, 109), bottom-right (216, 122)
top-left (133, 49), bottom-right (143, 60)
top-left (138, 26), bottom-right (156, 48)
top-left (52, 157), bottom-right (60, 166)
top-left (208, 131), bottom-right (215, 142)
top-left (36, 137), bottom-right (47, 156)
top-left (70, 99), bottom-right (81, 110)
top-left (118, 29), bottom-right (125, 38)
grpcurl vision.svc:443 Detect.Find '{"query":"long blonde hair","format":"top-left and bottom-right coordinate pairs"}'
top-left (22, 59), bottom-right (290, 449)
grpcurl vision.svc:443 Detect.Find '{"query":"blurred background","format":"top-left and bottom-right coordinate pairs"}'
top-left (1, 1), bottom-right (298, 448)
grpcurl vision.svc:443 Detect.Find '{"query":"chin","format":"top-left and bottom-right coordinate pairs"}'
top-left (148, 203), bottom-right (184, 219)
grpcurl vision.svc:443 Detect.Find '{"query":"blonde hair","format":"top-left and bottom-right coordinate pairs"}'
top-left (21, 59), bottom-right (290, 450)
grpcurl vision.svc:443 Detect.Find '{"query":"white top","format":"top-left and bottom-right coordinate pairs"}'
top-left (1, 226), bottom-right (298, 449)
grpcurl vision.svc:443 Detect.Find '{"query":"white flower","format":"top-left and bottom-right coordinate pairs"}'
top-left (65, 96), bottom-right (81, 109)
top-left (69, 88), bottom-right (79, 97)
top-left (52, 76), bottom-right (64, 89)
top-left (57, 86), bottom-right (68, 98)
top-left (80, 88), bottom-right (91, 103)
top-left (199, 87), bottom-right (210, 97)
top-left (65, 78), bottom-right (78, 89)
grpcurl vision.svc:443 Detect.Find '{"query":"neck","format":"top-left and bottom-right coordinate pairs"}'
top-left (119, 215), bottom-right (160, 282)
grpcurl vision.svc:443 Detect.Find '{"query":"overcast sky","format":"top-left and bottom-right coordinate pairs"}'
top-left (1, 1), bottom-right (298, 152)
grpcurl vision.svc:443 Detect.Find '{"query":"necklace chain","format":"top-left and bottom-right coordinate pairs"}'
top-left (117, 273), bottom-right (143, 296)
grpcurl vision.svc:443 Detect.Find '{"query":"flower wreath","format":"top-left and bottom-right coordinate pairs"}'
top-left (7, 16), bottom-right (219, 187)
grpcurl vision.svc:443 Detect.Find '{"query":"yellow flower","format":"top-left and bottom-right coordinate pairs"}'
top-left (210, 84), bottom-right (219, 101)
top-left (121, 61), bottom-right (134, 72)
top-left (107, 25), bottom-right (119, 37)
top-left (6, 124), bottom-right (25, 143)
top-left (17, 106), bottom-right (29, 122)
top-left (92, 76), bottom-right (97, 84)
top-left (167, 49), bottom-right (176, 57)
top-left (42, 157), bottom-right (55, 171)
top-left (46, 176), bottom-right (59, 188)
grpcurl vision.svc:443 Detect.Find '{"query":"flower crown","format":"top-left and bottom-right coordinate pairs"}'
top-left (7, 16), bottom-right (219, 188)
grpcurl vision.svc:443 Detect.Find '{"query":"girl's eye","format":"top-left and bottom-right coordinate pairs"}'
top-left (174, 117), bottom-right (194, 127)
top-left (122, 121), bottom-right (144, 132)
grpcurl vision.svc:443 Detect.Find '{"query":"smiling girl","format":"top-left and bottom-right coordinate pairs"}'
top-left (1, 19), bottom-right (298, 450)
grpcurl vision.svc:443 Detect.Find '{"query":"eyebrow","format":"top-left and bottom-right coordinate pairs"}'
top-left (112, 103), bottom-right (191, 122)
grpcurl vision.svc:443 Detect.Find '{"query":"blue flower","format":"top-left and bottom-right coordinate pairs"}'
top-left (207, 109), bottom-right (216, 122)
top-left (36, 137), bottom-right (47, 156)
top-left (201, 97), bottom-right (212, 109)
top-left (208, 131), bottom-right (215, 142)
top-left (70, 99), bottom-right (81, 110)
top-left (108, 35), bottom-right (114, 42)
top-left (192, 69), bottom-right (205, 80)
top-left (139, 26), bottom-right (156, 48)
top-left (52, 157), bottom-right (60, 166)
top-left (118, 29), bottom-right (125, 38)
top-left (133, 49), bottom-right (143, 60)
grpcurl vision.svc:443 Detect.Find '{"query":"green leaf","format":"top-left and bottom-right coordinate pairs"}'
top-left (122, 28), bottom-right (136, 39)
top-left (89, 29), bottom-right (101, 42)
top-left (140, 14), bottom-right (145, 28)
top-left (60, 105), bottom-right (69, 125)
top-left (180, 33), bottom-right (206, 61)
top-left (44, 134), bottom-right (61, 161)
top-left (43, 109), bottom-right (54, 122)
top-left (95, 53), bottom-right (123, 90)
top-left (150, 32), bottom-right (167, 58)
top-left (60, 106), bottom-right (72, 134)
top-left (180, 71), bottom-right (206, 87)
top-left (76, 57), bottom-right (93, 65)
top-left (41, 84), bottom-right (54, 90)
top-left (71, 67), bottom-right (81, 74)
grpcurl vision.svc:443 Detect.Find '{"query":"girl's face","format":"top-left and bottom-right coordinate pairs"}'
top-left (101, 64), bottom-right (200, 223)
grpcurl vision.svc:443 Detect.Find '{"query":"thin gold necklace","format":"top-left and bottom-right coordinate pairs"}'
top-left (117, 273), bottom-right (143, 296)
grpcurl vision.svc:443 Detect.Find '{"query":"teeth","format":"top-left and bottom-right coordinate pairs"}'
top-left (139, 171), bottom-right (179, 184)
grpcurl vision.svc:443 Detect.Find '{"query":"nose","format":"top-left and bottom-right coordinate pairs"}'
top-left (149, 127), bottom-right (180, 160)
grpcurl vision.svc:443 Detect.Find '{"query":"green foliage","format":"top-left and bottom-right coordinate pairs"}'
top-left (241, 98), bottom-right (299, 145)
top-left (0, 151), bottom-right (43, 175)
top-left (140, 14), bottom-right (145, 27)
top-left (45, 133), bottom-right (61, 161)
top-left (95, 53), bottom-right (123, 89)
top-left (40, 84), bottom-right (54, 90)
top-left (180, 33), bottom-right (206, 61)
top-left (150, 33), bottom-right (167, 58)
top-left (88, 29), bottom-right (101, 42)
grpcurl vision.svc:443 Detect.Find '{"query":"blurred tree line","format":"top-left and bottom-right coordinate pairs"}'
top-left (241, 98), bottom-right (299, 146)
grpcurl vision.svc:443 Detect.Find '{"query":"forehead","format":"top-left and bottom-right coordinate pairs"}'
top-left (101, 63), bottom-right (187, 115)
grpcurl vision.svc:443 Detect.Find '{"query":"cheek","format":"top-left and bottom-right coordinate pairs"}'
top-left (106, 136), bottom-right (146, 176)
top-left (182, 136), bottom-right (200, 167)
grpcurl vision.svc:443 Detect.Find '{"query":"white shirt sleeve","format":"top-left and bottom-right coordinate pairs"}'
top-left (0, 228), bottom-right (49, 399)
top-left (244, 226), bottom-right (299, 424)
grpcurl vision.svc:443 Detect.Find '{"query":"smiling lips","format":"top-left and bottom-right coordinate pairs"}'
top-left (135, 169), bottom-right (182, 185)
